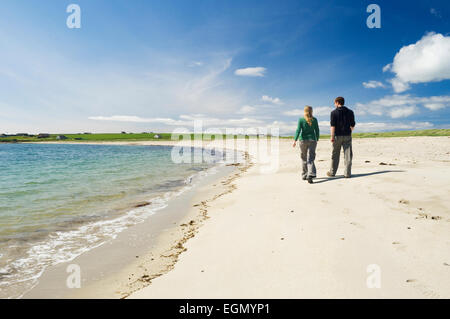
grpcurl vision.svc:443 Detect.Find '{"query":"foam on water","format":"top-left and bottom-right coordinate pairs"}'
top-left (0, 144), bottom-right (231, 298)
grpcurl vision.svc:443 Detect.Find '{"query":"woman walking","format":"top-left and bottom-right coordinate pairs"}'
top-left (292, 106), bottom-right (320, 184)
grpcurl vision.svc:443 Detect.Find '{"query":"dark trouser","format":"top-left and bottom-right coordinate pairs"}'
top-left (300, 140), bottom-right (317, 178)
top-left (330, 135), bottom-right (353, 177)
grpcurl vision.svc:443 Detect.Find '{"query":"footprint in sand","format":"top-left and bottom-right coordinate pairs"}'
top-left (411, 281), bottom-right (441, 298)
top-left (350, 221), bottom-right (365, 229)
top-left (392, 241), bottom-right (407, 252)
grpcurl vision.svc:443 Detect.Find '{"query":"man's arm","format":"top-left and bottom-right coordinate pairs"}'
top-left (330, 111), bottom-right (336, 143)
top-left (330, 126), bottom-right (335, 143)
top-left (350, 110), bottom-right (356, 133)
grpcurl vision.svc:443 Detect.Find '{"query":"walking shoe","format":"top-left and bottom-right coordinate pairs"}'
top-left (302, 176), bottom-right (307, 180)
top-left (344, 175), bottom-right (351, 178)
top-left (307, 177), bottom-right (313, 184)
top-left (326, 171), bottom-right (335, 177)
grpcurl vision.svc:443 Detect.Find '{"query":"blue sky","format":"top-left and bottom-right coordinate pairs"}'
top-left (1, 0), bottom-right (449, 134)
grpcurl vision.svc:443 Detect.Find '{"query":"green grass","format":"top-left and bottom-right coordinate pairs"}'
top-left (0, 133), bottom-right (256, 143)
top-left (1, 129), bottom-right (449, 143)
top-left (283, 129), bottom-right (450, 139)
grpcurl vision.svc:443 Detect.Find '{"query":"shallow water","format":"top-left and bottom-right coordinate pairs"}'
top-left (0, 143), bottom-right (222, 298)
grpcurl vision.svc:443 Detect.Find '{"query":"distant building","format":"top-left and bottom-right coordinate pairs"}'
top-left (56, 135), bottom-right (68, 140)
top-left (154, 134), bottom-right (161, 139)
top-left (37, 133), bottom-right (51, 138)
top-left (121, 131), bottom-right (127, 134)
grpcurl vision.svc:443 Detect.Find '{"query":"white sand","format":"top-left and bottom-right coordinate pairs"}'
top-left (128, 137), bottom-right (450, 299)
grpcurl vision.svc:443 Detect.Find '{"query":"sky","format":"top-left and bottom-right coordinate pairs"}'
top-left (1, 0), bottom-right (449, 135)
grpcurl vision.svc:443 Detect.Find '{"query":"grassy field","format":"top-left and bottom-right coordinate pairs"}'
top-left (1, 129), bottom-right (449, 143)
top-left (310, 129), bottom-right (450, 139)
top-left (0, 133), bottom-right (251, 143)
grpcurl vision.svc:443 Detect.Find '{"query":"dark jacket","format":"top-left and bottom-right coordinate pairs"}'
top-left (330, 106), bottom-right (355, 136)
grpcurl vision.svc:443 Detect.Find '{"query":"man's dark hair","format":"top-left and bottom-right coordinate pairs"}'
top-left (335, 97), bottom-right (345, 106)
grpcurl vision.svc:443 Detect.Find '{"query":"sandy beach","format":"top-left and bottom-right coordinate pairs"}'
top-left (128, 136), bottom-right (450, 299)
top-left (22, 136), bottom-right (450, 299)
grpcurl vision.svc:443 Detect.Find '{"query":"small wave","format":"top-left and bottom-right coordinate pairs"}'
top-left (0, 158), bottom-right (226, 299)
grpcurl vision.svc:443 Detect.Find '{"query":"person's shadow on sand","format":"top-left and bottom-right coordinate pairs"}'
top-left (313, 170), bottom-right (405, 184)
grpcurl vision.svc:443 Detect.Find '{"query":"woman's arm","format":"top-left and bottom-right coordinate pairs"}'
top-left (293, 118), bottom-right (302, 147)
top-left (314, 118), bottom-right (320, 141)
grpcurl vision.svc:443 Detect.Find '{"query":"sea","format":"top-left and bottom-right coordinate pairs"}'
top-left (0, 143), bottom-right (229, 298)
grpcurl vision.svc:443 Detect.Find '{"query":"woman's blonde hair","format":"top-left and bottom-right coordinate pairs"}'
top-left (304, 105), bottom-right (313, 126)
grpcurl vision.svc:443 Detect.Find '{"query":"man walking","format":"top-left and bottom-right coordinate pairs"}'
top-left (327, 97), bottom-right (356, 178)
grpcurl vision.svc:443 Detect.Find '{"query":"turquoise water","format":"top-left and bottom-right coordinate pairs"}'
top-left (0, 144), bottom-right (222, 298)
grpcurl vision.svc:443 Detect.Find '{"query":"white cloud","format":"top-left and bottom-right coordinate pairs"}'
top-left (354, 121), bottom-right (433, 132)
top-left (261, 95), bottom-right (283, 105)
top-left (313, 107), bottom-right (333, 116)
top-left (89, 114), bottom-right (436, 135)
top-left (0, 28), bottom-right (246, 133)
top-left (283, 106), bottom-right (332, 117)
top-left (389, 78), bottom-right (410, 93)
top-left (355, 94), bottom-right (450, 118)
top-left (234, 67), bottom-right (266, 77)
top-left (237, 105), bottom-right (256, 114)
top-left (89, 114), bottom-right (265, 128)
top-left (283, 109), bottom-right (303, 116)
top-left (362, 80), bottom-right (386, 89)
top-left (382, 64), bottom-right (392, 72)
top-left (188, 61), bottom-right (204, 67)
top-left (385, 32), bottom-right (450, 92)
top-left (423, 103), bottom-right (446, 111)
top-left (389, 106), bottom-right (418, 118)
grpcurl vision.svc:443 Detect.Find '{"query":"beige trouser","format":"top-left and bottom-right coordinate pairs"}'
top-left (330, 135), bottom-right (353, 176)
top-left (300, 140), bottom-right (317, 178)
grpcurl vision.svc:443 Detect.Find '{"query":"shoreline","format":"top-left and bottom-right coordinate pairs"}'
top-left (21, 141), bottom-right (252, 299)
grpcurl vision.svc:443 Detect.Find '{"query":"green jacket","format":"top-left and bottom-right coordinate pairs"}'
top-left (294, 117), bottom-right (320, 141)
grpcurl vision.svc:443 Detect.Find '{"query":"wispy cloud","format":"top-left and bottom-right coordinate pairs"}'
top-left (234, 67), bottom-right (266, 77)
top-left (355, 94), bottom-right (450, 118)
top-left (389, 106), bottom-right (418, 119)
top-left (362, 80), bottom-right (386, 89)
top-left (188, 61), bottom-right (204, 67)
top-left (261, 95), bottom-right (283, 105)
top-left (430, 8), bottom-right (442, 18)
top-left (89, 114), bottom-right (265, 128)
top-left (236, 105), bottom-right (257, 114)
top-left (351, 121), bottom-right (433, 132)
top-left (283, 106), bottom-right (332, 117)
